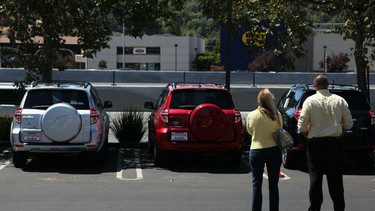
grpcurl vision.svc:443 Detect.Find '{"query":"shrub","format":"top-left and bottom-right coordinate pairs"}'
top-left (0, 116), bottom-right (12, 142)
top-left (110, 108), bottom-right (146, 145)
top-left (248, 51), bottom-right (280, 72)
top-left (98, 59), bottom-right (107, 69)
top-left (319, 52), bottom-right (350, 72)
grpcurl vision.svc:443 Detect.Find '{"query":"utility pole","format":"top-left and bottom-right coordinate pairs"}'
top-left (225, 0), bottom-right (232, 90)
top-left (122, 22), bottom-right (125, 69)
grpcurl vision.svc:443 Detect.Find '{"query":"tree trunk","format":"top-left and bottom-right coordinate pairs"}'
top-left (354, 38), bottom-right (369, 100)
top-left (40, 63), bottom-right (53, 82)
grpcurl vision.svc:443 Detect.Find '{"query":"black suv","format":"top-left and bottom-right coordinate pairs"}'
top-left (277, 84), bottom-right (375, 170)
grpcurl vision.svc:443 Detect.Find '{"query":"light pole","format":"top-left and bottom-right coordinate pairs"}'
top-left (305, 50), bottom-right (308, 71)
top-left (225, 0), bottom-right (232, 90)
top-left (323, 45), bottom-right (327, 73)
top-left (174, 44), bottom-right (178, 71)
top-left (122, 22), bottom-right (125, 69)
top-left (194, 47), bottom-right (198, 71)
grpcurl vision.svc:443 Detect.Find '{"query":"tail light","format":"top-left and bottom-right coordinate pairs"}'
top-left (294, 108), bottom-right (302, 121)
top-left (161, 109), bottom-right (169, 123)
top-left (369, 110), bottom-right (375, 125)
top-left (235, 109), bottom-right (242, 123)
top-left (90, 108), bottom-right (99, 124)
top-left (14, 108), bottom-right (23, 124)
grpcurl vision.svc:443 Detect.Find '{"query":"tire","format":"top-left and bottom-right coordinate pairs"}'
top-left (282, 148), bottom-right (303, 170)
top-left (153, 143), bottom-right (166, 167)
top-left (148, 132), bottom-right (154, 155)
top-left (13, 151), bottom-right (28, 168)
top-left (227, 150), bottom-right (242, 167)
top-left (42, 103), bottom-right (82, 143)
top-left (359, 155), bottom-right (374, 170)
top-left (189, 104), bottom-right (227, 141)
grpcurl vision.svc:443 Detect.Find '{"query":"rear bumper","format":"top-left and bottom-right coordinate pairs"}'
top-left (158, 141), bottom-right (242, 153)
top-left (154, 127), bottom-right (242, 153)
top-left (11, 143), bottom-right (102, 153)
top-left (11, 127), bottom-right (105, 153)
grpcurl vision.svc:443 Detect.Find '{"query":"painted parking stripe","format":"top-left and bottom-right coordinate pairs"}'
top-left (263, 172), bottom-right (291, 180)
top-left (116, 148), bottom-right (143, 181)
top-left (0, 160), bottom-right (11, 171)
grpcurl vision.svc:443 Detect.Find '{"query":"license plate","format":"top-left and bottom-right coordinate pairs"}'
top-left (171, 132), bottom-right (188, 141)
top-left (23, 133), bottom-right (41, 142)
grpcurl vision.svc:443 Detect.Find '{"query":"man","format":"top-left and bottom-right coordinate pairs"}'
top-left (297, 75), bottom-right (353, 211)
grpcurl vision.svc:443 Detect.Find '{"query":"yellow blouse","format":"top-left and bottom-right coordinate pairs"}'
top-left (246, 109), bottom-right (280, 149)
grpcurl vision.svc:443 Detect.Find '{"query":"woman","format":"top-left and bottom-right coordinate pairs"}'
top-left (246, 88), bottom-right (282, 211)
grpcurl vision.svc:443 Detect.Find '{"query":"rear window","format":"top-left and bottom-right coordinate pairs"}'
top-left (24, 90), bottom-right (89, 110)
top-left (0, 89), bottom-right (26, 105)
top-left (169, 90), bottom-right (234, 109)
top-left (278, 90), bottom-right (304, 109)
top-left (332, 91), bottom-right (370, 111)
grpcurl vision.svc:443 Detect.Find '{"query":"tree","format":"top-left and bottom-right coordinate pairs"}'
top-left (319, 52), bottom-right (350, 72)
top-left (319, 0), bottom-right (375, 98)
top-left (98, 60), bottom-right (108, 69)
top-left (248, 51), bottom-right (280, 72)
top-left (0, 0), bottom-right (183, 81)
top-left (202, 0), bottom-right (313, 70)
top-left (202, 0), bottom-right (375, 98)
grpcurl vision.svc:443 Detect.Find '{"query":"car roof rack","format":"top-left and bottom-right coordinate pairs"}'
top-left (169, 82), bottom-right (226, 89)
top-left (29, 81), bottom-right (90, 88)
top-left (291, 83), bottom-right (358, 90)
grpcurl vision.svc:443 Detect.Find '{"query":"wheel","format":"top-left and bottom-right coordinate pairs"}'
top-left (282, 148), bottom-right (303, 170)
top-left (153, 142), bottom-right (166, 167)
top-left (148, 132), bottom-right (154, 154)
top-left (358, 154), bottom-right (374, 170)
top-left (42, 103), bottom-right (81, 143)
top-left (13, 151), bottom-right (28, 168)
top-left (226, 150), bottom-right (242, 167)
top-left (189, 104), bottom-right (227, 141)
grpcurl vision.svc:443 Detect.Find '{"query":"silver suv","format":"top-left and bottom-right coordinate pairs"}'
top-left (0, 82), bottom-right (27, 117)
top-left (10, 82), bottom-right (113, 168)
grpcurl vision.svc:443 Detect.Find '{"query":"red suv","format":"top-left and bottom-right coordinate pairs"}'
top-left (144, 82), bottom-right (244, 166)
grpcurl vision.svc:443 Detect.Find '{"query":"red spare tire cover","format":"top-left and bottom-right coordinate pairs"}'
top-left (189, 103), bottom-right (227, 141)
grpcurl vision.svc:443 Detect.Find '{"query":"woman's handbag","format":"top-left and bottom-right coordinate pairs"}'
top-left (273, 113), bottom-right (294, 150)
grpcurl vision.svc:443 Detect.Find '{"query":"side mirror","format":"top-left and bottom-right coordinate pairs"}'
top-left (103, 101), bottom-right (113, 109)
top-left (144, 101), bottom-right (155, 109)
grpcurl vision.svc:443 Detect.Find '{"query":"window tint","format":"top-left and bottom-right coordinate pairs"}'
top-left (0, 89), bottom-right (25, 105)
top-left (24, 90), bottom-right (89, 110)
top-left (170, 90), bottom-right (233, 109)
top-left (279, 90), bottom-right (302, 109)
top-left (332, 91), bottom-right (370, 110)
top-left (90, 87), bottom-right (103, 108)
top-left (155, 89), bottom-right (167, 109)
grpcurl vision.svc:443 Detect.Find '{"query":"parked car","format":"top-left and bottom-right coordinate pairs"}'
top-left (144, 82), bottom-right (244, 166)
top-left (0, 82), bottom-right (28, 117)
top-left (277, 84), bottom-right (375, 170)
top-left (10, 81), bottom-right (113, 168)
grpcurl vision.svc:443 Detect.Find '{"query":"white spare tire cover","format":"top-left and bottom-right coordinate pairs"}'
top-left (42, 103), bottom-right (82, 143)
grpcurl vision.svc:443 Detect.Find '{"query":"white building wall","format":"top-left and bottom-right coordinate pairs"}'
top-left (87, 35), bottom-right (205, 71)
top-left (313, 33), bottom-right (356, 71)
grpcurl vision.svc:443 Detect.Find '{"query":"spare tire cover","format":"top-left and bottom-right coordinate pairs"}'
top-left (42, 103), bottom-right (82, 143)
top-left (189, 103), bottom-right (227, 141)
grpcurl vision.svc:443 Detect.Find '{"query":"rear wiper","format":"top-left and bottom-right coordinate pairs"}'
top-left (178, 105), bottom-right (196, 109)
top-left (32, 105), bottom-right (50, 109)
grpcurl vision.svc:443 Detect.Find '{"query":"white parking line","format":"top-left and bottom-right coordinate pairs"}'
top-left (0, 160), bottom-right (11, 171)
top-left (116, 148), bottom-right (143, 181)
top-left (263, 172), bottom-right (291, 180)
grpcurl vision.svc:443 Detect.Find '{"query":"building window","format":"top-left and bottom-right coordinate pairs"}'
top-left (117, 47), bottom-right (160, 55)
top-left (147, 47), bottom-right (160, 55)
top-left (116, 63), bottom-right (160, 70)
top-left (117, 47), bottom-right (134, 55)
